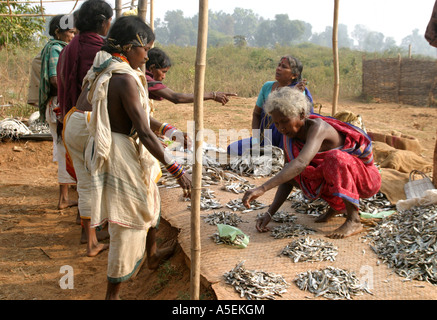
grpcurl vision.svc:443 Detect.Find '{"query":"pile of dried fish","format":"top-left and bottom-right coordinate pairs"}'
top-left (226, 199), bottom-right (268, 212)
top-left (27, 112), bottom-right (50, 134)
top-left (0, 118), bottom-right (32, 140)
top-left (280, 237), bottom-right (338, 263)
top-left (222, 181), bottom-right (255, 194)
top-left (271, 223), bottom-right (316, 239)
top-left (189, 198), bottom-right (223, 210)
top-left (294, 267), bottom-right (373, 300)
top-left (186, 189), bottom-right (224, 210)
top-left (257, 210), bottom-right (297, 223)
top-left (202, 211), bottom-right (247, 226)
top-left (228, 146), bottom-right (284, 177)
top-left (365, 204), bottom-right (437, 284)
top-left (205, 166), bottom-right (247, 183)
top-left (288, 190), bottom-right (395, 218)
top-left (288, 190), bottom-right (329, 217)
top-left (224, 261), bottom-right (289, 300)
top-left (359, 191), bottom-right (395, 214)
top-left (211, 232), bottom-right (246, 246)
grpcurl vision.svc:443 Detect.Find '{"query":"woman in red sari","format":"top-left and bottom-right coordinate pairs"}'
top-left (242, 87), bottom-right (381, 239)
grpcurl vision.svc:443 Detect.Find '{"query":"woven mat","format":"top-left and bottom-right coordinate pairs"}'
top-left (159, 176), bottom-right (436, 300)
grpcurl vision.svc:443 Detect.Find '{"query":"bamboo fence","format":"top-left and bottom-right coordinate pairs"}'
top-left (362, 57), bottom-right (437, 107)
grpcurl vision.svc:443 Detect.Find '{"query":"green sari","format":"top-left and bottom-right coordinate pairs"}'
top-left (38, 39), bottom-right (67, 122)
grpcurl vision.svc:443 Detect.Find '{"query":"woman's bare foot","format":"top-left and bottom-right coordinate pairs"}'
top-left (327, 219), bottom-right (363, 239)
top-left (58, 199), bottom-right (78, 210)
top-left (315, 207), bottom-right (340, 223)
top-left (147, 239), bottom-right (178, 270)
top-left (87, 243), bottom-right (109, 257)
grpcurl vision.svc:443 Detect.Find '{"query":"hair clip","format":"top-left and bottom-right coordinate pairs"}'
top-left (136, 33), bottom-right (147, 47)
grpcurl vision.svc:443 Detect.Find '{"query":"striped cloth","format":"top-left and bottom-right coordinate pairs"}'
top-left (283, 114), bottom-right (381, 211)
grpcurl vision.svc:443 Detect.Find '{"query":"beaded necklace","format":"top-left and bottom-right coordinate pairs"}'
top-left (112, 53), bottom-right (129, 64)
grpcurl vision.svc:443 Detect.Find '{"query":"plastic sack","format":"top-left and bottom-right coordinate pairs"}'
top-left (216, 224), bottom-right (249, 249)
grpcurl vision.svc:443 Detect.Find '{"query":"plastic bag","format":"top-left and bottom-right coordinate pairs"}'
top-left (216, 224), bottom-right (249, 249)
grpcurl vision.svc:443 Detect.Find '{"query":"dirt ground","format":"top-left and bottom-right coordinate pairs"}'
top-left (0, 97), bottom-right (436, 300)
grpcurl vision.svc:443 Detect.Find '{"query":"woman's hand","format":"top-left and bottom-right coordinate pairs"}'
top-left (177, 172), bottom-right (192, 198)
top-left (171, 130), bottom-right (192, 150)
top-left (242, 186), bottom-right (265, 208)
top-left (256, 212), bottom-right (272, 233)
top-left (212, 92), bottom-right (237, 105)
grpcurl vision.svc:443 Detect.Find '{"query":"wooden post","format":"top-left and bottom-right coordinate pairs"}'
top-left (433, 129), bottom-right (437, 188)
top-left (137, 0), bottom-right (148, 73)
top-left (115, 0), bottom-right (122, 19)
top-left (332, 0), bottom-right (340, 116)
top-left (138, 0), bottom-right (148, 21)
top-left (190, 0), bottom-right (208, 300)
top-left (150, 0), bottom-right (154, 31)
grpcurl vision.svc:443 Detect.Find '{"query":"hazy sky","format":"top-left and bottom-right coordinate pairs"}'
top-left (44, 0), bottom-right (436, 45)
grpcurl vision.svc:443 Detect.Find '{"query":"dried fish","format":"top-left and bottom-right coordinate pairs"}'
top-left (365, 204), bottom-right (437, 285)
top-left (288, 190), bottom-right (395, 217)
top-left (202, 211), bottom-right (247, 226)
top-left (280, 237), bottom-right (338, 263)
top-left (226, 199), bottom-right (268, 212)
top-left (257, 210), bottom-right (297, 223)
top-left (223, 181), bottom-right (255, 194)
top-left (359, 192), bottom-right (395, 214)
top-left (224, 261), bottom-right (289, 300)
top-left (0, 118), bottom-right (32, 140)
top-left (294, 267), bottom-right (373, 300)
top-left (288, 190), bottom-right (329, 217)
top-left (227, 146), bottom-right (284, 177)
top-left (186, 188), bottom-right (223, 210)
top-left (271, 223), bottom-right (316, 239)
top-left (211, 232), bottom-right (246, 246)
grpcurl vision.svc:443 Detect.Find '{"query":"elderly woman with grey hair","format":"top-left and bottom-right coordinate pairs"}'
top-left (242, 87), bottom-right (381, 239)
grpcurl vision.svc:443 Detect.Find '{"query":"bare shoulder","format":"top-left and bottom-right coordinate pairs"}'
top-left (109, 73), bottom-right (137, 89)
top-left (308, 117), bottom-right (344, 150)
top-left (307, 117), bottom-right (331, 132)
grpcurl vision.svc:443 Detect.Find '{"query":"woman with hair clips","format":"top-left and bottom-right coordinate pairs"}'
top-left (38, 14), bottom-right (76, 210)
top-left (69, 15), bottom-right (191, 300)
top-left (145, 47), bottom-right (236, 148)
top-left (58, 0), bottom-right (113, 255)
top-left (227, 55), bottom-right (313, 156)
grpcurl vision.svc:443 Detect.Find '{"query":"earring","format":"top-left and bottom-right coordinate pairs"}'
top-left (122, 44), bottom-right (133, 52)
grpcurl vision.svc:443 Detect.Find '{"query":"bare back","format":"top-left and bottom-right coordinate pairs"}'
top-left (107, 73), bottom-right (142, 135)
top-left (293, 117), bottom-right (345, 169)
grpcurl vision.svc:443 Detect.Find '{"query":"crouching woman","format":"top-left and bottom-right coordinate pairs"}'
top-left (242, 87), bottom-right (381, 239)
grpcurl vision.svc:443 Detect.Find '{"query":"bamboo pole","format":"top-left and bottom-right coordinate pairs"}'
top-left (434, 129), bottom-right (437, 188)
top-left (190, 0), bottom-right (208, 300)
top-left (332, 0), bottom-right (340, 116)
top-left (115, 0), bottom-right (122, 19)
top-left (150, 0), bottom-right (154, 31)
top-left (137, 0), bottom-right (148, 21)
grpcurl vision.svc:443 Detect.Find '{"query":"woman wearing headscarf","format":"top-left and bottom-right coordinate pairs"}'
top-left (39, 14), bottom-right (76, 210)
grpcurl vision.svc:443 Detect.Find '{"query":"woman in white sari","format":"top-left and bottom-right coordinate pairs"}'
top-left (67, 16), bottom-right (191, 300)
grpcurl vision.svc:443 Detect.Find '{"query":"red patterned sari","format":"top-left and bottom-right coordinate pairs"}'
top-left (283, 114), bottom-right (381, 211)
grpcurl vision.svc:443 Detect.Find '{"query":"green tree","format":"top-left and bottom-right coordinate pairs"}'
top-left (401, 28), bottom-right (436, 57)
top-left (232, 8), bottom-right (259, 46)
top-left (163, 10), bottom-right (196, 46)
top-left (0, 1), bottom-right (45, 48)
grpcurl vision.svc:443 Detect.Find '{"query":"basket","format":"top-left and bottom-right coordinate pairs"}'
top-left (404, 170), bottom-right (435, 199)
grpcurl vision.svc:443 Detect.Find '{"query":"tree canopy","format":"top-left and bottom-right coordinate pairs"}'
top-left (0, 0), bottom-right (45, 48)
top-left (154, 8), bottom-right (436, 57)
